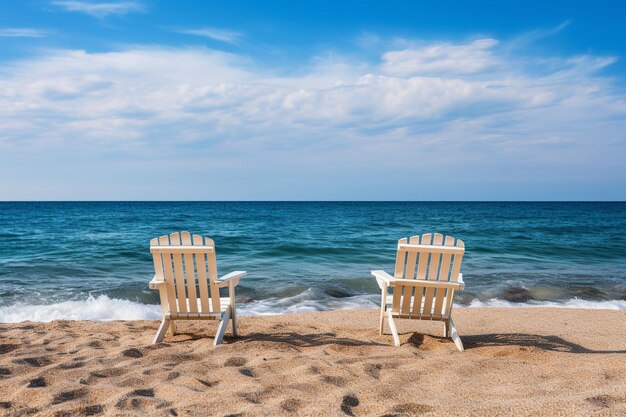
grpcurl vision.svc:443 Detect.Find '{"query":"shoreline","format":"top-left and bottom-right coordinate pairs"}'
top-left (0, 294), bottom-right (624, 323)
top-left (1, 307), bottom-right (625, 416)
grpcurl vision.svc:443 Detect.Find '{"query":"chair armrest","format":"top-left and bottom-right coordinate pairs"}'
top-left (371, 270), bottom-right (394, 290)
top-left (216, 271), bottom-right (246, 288)
top-left (149, 275), bottom-right (165, 290)
top-left (388, 278), bottom-right (464, 290)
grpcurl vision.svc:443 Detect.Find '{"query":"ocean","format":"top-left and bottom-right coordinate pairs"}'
top-left (0, 202), bottom-right (624, 322)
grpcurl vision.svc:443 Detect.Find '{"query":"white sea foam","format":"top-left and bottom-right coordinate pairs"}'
top-left (0, 295), bottom-right (161, 323)
top-left (465, 298), bottom-right (626, 310)
top-left (0, 293), bottom-right (624, 323)
top-left (236, 289), bottom-right (379, 316)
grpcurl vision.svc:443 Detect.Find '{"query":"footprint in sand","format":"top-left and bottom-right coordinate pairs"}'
top-left (131, 389), bottom-right (155, 398)
top-left (224, 357), bottom-right (247, 367)
top-left (52, 388), bottom-right (88, 405)
top-left (57, 361), bottom-right (85, 370)
top-left (238, 368), bottom-right (255, 377)
top-left (321, 375), bottom-right (346, 387)
top-left (116, 397), bottom-right (151, 412)
top-left (307, 365), bottom-right (321, 375)
top-left (281, 398), bottom-right (303, 413)
top-left (196, 378), bottom-right (219, 388)
top-left (14, 357), bottom-right (52, 367)
top-left (237, 390), bottom-right (269, 405)
top-left (27, 377), bottom-right (47, 388)
top-left (363, 363), bottom-right (382, 380)
top-left (83, 404), bottom-right (105, 415)
top-left (340, 394), bottom-right (359, 416)
top-left (115, 390), bottom-right (156, 412)
top-left (0, 367), bottom-right (11, 376)
top-left (90, 368), bottom-right (127, 378)
top-left (165, 371), bottom-right (180, 381)
top-left (587, 394), bottom-right (626, 408)
top-left (122, 348), bottom-right (144, 358)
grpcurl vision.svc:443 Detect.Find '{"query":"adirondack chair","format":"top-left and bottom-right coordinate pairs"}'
top-left (371, 233), bottom-right (465, 351)
top-left (148, 232), bottom-right (246, 345)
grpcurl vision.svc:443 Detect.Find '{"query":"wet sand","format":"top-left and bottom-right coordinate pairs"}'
top-left (0, 308), bottom-right (624, 416)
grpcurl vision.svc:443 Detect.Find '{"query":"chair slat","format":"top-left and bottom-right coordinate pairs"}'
top-left (159, 235), bottom-right (178, 315)
top-left (400, 236), bottom-right (419, 314)
top-left (151, 238), bottom-right (168, 315)
top-left (422, 233), bottom-right (443, 317)
top-left (193, 234), bottom-right (211, 314)
top-left (411, 233), bottom-right (431, 316)
top-left (391, 238), bottom-right (407, 312)
top-left (183, 252), bottom-right (198, 313)
top-left (432, 235), bottom-right (455, 319)
top-left (180, 233), bottom-right (198, 314)
top-left (150, 245), bottom-right (214, 254)
top-left (398, 244), bottom-right (464, 254)
top-left (169, 233), bottom-right (189, 315)
top-left (205, 237), bottom-right (221, 315)
top-left (445, 239), bottom-right (465, 315)
top-left (394, 237), bottom-right (408, 278)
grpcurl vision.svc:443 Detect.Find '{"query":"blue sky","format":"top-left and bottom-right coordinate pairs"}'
top-left (1, 0), bottom-right (625, 200)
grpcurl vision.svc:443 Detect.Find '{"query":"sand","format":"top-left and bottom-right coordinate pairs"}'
top-left (0, 308), bottom-right (624, 416)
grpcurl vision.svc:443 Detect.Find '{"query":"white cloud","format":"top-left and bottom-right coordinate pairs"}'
top-left (381, 39), bottom-right (499, 76)
top-left (0, 28), bottom-right (49, 37)
top-left (52, 1), bottom-right (144, 18)
top-left (176, 27), bottom-right (242, 44)
top-left (0, 39), bottom-right (624, 199)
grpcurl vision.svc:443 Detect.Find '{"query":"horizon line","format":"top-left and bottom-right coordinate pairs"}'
top-left (1, 200), bottom-right (625, 203)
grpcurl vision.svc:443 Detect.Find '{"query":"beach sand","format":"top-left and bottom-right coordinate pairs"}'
top-left (0, 308), bottom-right (624, 416)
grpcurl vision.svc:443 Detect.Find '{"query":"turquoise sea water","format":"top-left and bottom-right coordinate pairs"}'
top-left (0, 202), bottom-right (624, 321)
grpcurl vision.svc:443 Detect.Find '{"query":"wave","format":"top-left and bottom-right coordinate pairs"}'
top-left (237, 288), bottom-right (379, 315)
top-left (0, 295), bottom-right (161, 323)
top-left (0, 291), bottom-right (624, 323)
top-left (465, 298), bottom-right (626, 310)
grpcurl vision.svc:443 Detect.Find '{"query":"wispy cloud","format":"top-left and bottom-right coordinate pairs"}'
top-left (0, 38), bottom-right (624, 199)
top-left (51, 1), bottom-right (144, 18)
top-left (510, 20), bottom-right (572, 48)
top-left (0, 28), bottom-right (49, 38)
top-left (175, 27), bottom-right (242, 44)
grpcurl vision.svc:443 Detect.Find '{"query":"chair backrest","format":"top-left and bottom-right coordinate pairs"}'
top-left (391, 233), bottom-right (464, 319)
top-left (150, 232), bottom-right (221, 316)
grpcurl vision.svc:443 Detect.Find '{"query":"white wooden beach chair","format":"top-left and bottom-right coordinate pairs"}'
top-left (148, 232), bottom-right (246, 345)
top-left (372, 233), bottom-right (466, 351)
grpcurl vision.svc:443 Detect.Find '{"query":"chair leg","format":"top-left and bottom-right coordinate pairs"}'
top-left (213, 306), bottom-right (231, 346)
top-left (443, 320), bottom-right (449, 338)
top-left (229, 282), bottom-right (237, 337)
top-left (386, 310), bottom-right (400, 347)
top-left (231, 304), bottom-right (238, 338)
top-left (449, 318), bottom-right (464, 352)
top-left (379, 285), bottom-right (387, 335)
top-left (153, 318), bottom-right (170, 344)
top-left (169, 320), bottom-right (176, 336)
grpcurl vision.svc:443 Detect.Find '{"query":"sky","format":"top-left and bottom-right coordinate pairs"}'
top-left (0, 0), bottom-right (625, 200)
